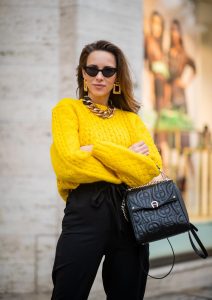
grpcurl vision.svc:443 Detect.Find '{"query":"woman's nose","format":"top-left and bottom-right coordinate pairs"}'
top-left (95, 70), bottom-right (104, 80)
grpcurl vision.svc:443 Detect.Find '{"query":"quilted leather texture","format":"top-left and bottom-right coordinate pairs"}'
top-left (126, 180), bottom-right (190, 244)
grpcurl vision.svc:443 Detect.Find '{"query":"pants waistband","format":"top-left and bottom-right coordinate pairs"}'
top-left (68, 181), bottom-right (127, 232)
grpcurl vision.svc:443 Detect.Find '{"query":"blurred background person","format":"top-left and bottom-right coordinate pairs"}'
top-left (168, 19), bottom-right (196, 118)
top-left (144, 11), bottom-right (170, 167)
top-left (168, 19), bottom-right (196, 191)
top-left (144, 10), bottom-right (170, 111)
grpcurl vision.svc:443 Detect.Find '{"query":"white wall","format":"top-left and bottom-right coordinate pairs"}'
top-left (0, 0), bottom-right (143, 294)
top-left (0, 0), bottom-right (60, 293)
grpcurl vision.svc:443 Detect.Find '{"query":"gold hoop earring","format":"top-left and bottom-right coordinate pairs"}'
top-left (113, 81), bottom-right (121, 94)
top-left (84, 79), bottom-right (88, 92)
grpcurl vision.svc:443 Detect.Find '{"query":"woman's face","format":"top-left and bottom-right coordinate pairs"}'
top-left (151, 15), bottom-right (163, 39)
top-left (171, 24), bottom-right (181, 45)
top-left (82, 50), bottom-right (117, 103)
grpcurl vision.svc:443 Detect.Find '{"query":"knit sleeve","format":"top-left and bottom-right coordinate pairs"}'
top-left (92, 114), bottom-right (162, 187)
top-left (132, 114), bottom-right (163, 168)
top-left (50, 103), bottom-right (121, 184)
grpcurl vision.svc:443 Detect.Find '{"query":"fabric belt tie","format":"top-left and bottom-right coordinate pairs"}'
top-left (90, 183), bottom-right (126, 233)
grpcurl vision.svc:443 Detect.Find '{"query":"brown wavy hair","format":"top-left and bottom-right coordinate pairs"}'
top-left (76, 40), bottom-right (140, 113)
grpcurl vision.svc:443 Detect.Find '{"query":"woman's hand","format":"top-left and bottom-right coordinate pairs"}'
top-left (174, 78), bottom-right (186, 89)
top-left (80, 145), bottom-right (93, 152)
top-left (129, 141), bottom-right (149, 155)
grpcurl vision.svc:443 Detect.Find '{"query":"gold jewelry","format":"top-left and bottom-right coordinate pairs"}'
top-left (83, 79), bottom-right (88, 92)
top-left (113, 81), bottom-right (121, 94)
top-left (83, 96), bottom-right (115, 119)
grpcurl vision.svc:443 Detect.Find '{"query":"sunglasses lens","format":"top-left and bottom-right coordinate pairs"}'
top-left (102, 67), bottom-right (117, 77)
top-left (85, 67), bottom-right (98, 77)
top-left (85, 66), bottom-right (117, 77)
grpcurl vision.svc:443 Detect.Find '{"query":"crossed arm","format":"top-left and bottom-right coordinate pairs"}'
top-left (80, 141), bottom-right (149, 155)
top-left (51, 104), bottom-right (162, 187)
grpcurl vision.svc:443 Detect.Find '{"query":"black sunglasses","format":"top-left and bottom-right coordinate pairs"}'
top-left (84, 66), bottom-right (117, 78)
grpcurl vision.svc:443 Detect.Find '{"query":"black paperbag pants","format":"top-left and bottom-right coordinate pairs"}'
top-left (51, 181), bottom-right (149, 300)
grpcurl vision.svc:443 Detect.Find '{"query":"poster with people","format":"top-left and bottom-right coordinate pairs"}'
top-left (143, 1), bottom-right (212, 220)
top-left (143, 3), bottom-right (196, 160)
top-left (144, 12), bottom-right (196, 116)
top-left (142, 0), bottom-right (199, 200)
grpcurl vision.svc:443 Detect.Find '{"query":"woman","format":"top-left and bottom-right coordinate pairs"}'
top-left (168, 20), bottom-right (196, 190)
top-left (168, 19), bottom-right (196, 115)
top-left (144, 11), bottom-right (170, 165)
top-left (50, 40), bottom-right (162, 300)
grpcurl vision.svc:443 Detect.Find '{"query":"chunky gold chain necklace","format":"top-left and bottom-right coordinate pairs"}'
top-left (82, 95), bottom-right (115, 119)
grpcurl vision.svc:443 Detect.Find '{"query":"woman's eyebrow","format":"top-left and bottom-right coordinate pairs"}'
top-left (86, 64), bottom-right (97, 67)
top-left (86, 64), bottom-right (116, 68)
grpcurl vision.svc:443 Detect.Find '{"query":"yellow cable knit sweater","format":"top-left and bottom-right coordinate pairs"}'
top-left (50, 98), bottom-right (162, 200)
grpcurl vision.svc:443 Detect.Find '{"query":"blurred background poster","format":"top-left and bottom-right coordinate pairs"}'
top-left (142, 0), bottom-right (212, 219)
top-left (143, 0), bottom-right (197, 139)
